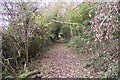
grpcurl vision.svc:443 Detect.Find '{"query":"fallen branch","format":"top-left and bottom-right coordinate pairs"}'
top-left (51, 19), bottom-right (78, 25)
top-left (16, 70), bottom-right (41, 80)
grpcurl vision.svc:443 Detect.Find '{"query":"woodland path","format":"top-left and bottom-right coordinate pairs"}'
top-left (29, 43), bottom-right (91, 78)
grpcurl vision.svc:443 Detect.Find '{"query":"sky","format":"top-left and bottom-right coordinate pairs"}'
top-left (42, 0), bottom-right (83, 3)
top-left (0, 0), bottom-right (118, 2)
top-left (0, 0), bottom-right (83, 3)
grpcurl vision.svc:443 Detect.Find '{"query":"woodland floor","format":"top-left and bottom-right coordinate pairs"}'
top-left (29, 43), bottom-right (93, 78)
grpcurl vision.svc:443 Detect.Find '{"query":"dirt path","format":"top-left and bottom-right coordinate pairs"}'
top-left (29, 43), bottom-right (91, 78)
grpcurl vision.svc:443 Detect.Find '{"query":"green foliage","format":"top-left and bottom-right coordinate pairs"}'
top-left (71, 3), bottom-right (95, 25)
top-left (69, 2), bottom-right (96, 54)
top-left (60, 26), bottom-right (71, 40)
top-left (68, 2), bottom-right (119, 78)
top-left (69, 36), bottom-right (90, 53)
top-left (2, 2), bottom-right (57, 78)
top-left (97, 63), bottom-right (118, 78)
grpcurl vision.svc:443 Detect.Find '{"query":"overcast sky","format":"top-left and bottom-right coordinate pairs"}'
top-left (0, 0), bottom-right (83, 3)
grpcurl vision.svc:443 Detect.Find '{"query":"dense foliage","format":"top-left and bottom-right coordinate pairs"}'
top-left (69, 2), bottom-right (95, 53)
top-left (1, 2), bottom-right (61, 77)
top-left (0, 1), bottom-right (119, 78)
top-left (69, 2), bottom-right (119, 78)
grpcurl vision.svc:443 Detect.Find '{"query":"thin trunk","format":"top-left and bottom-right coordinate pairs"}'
top-left (24, 16), bottom-right (29, 72)
top-left (70, 24), bottom-right (73, 38)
